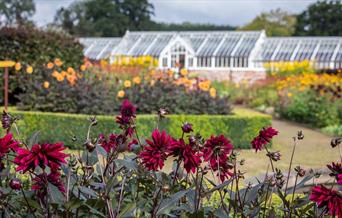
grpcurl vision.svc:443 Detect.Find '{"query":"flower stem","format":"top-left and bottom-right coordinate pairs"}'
top-left (285, 138), bottom-right (297, 195)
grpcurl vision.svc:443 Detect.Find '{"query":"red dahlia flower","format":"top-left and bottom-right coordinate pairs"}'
top-left (139, 129), bottom-right (171, 171)
top-left (203, 135), bottom-right (233, 166)
top-left (327, 162), bottom-right (342, 182)
top-left (202, 135), bottom-right (234, 182)
top-left (0, 133), bottom-right (19, 157)
top-left (120, 99), bottom-right (136, 118)
top-left (168, 139), bottom-right (201, 173)
top-left (14, 143), bottom-right (68, 173)
top-left (116, 100), bottom-right (137, 136)
top-left (338, 174), bottom-right (342, 185)
top-left (251, 127), bottom-right (278, 152)
top-left (310, 185), bottom-right (342, 217)
top-left (32, 171), bottom-right (65, 200)
top-left (99, 133), bottom-right (120, 153)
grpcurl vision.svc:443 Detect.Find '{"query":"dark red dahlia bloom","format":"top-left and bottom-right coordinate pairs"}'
top-left (120, 99), bottom-right (136, 118)
top-left (338, 174), bottom-right (342, 185)
top-left (327, 162), bottom-right (342, 182)
top-left (202, 135), bottom-right (234, 182)
top-left (139, 129), bottom-right (171, 171)
top-left (0, 133), bottom-right (19, 157)
top-left (203, 135), bottom-right (233, 165)
top-left (32, 171), bottom-right (65, 200)
top-left (14, 143), bottom-right (68, 173)
top-left (251, 127), bottom-right (278, 152)
top-left (99, 133), bottom-right (119, 153)
top-left (310, 185), bottom-right (342, 217)
top-left (168, 139), bottom-right (201, 173)
top-left (116, 100), bottom-right (137, 137)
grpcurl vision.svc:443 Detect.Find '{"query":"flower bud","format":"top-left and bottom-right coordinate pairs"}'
top-left (89, 116), bottom-right (98, 126)
top-left (181, 122), bottom-right (193, 133)
top-left (331, 137), bottom-right (342, 148)
top-left (266, 151), bottom-right (281, 161)
top-left (1, 111), bottom-right (12, 129)
top-left (9, 178), bottom-right (22, 190)
top-left (157, 108), bottom-right (168, 118)
top-left (294, 166), bottom-right (306, 177)
top-left (297, 131), bottom-right (304, 140)
top-left (84, 141), bottom-right (96, 152)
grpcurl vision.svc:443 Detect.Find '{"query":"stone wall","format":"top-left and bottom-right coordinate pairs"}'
top-left (190, 69), bottom-right (266, 83)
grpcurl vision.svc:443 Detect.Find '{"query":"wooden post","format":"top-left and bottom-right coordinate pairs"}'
top-left (4, 67), bottom-right (8, 111)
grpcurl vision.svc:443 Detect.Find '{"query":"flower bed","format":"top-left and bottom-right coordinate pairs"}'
top-left (1, 100), bottom-right (341, 217)
top-left (9, 108), bottom-right (271, 150)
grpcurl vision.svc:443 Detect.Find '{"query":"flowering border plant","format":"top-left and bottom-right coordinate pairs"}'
top-left (0, 100), bottom-right (341, 217)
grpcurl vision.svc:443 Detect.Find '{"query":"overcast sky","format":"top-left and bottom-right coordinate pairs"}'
top-left (34, 0), bottom-right (318, 27)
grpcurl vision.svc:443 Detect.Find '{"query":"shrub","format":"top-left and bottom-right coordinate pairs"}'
top-left (10, 108), bottom-right (271, 149)
top-left (278, 90), bottom-right (340, 128)
top-left (0, 26), bottom-right (84, 104)
top-left (16, 67), bottom-right (232, 115)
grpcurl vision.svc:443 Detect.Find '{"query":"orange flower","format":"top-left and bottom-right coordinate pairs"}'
top-left (54, 58), bottom-right (63, 67)
top-left (117, 90), bottom-right (125, 98)
top-left (124, 80), bottom-right (131, 88)
top-left (56, 74), bottom-right (64, 82)
top-left (61, 71), bottom-right (67, 77)
top-left (198, 81), bottom-right (210, 91)
top-left (46, 62), bottom-right (54, 69)
top-left (43, 81), bottom-right (50, 89)
top-left (67, 75), bottom-right (77, 85)
top-left (26, 66), bottom-right (33, 74)
top-left (15, 62), bottom-right (21, 71)
top-left (67, 67), bottom-right (75, 75)
top-left (133, 76), bottom-right (141, 85)
top-left (52, 70), bottom-right (59, 78)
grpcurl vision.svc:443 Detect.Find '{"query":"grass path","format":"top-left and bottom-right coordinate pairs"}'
top-left (239, 112), bottom-right (341, 178)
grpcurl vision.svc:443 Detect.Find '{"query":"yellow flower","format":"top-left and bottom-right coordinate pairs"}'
top-left (15, 62), bottom-right (21, 71)
top-left (287, 92), bottom-right (293, 97)
top-left (43, 81), bottom-right (50, 89)
top-left (180, 68), bottom-right (188, 76)
top-left (80, 64), bottom-right (86, 71)
top-left (54, 58), bottom-right (63, 67)
top-left (198, 81), bottom-right (210, 91)
top-left (46, 62), bottom-right (54, 69)
top-left (209, 88), bottom-right (217, 98)
top-left (26, 65), bottom-right (33, 74)
top-left (117, 90), bottom-right (125, 98)
top-left (133, 76), bottom-right (141, 85)
top-left (124, 80), bottom-right (131, 88)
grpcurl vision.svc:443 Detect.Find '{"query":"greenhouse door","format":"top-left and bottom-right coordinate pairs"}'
top-left (179, 54), bottom-right (185, 68)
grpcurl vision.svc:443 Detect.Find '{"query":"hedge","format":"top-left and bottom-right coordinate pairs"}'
top-left (8, 109), bottom-right (271, 150)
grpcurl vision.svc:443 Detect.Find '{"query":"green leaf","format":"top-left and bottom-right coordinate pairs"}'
top-left (48, 183), bottom-right (64, 204)
top-left (28, 131), bottom-right (40, 148)
top-left (117, 202), bottom-right (136, 218)
top-left (79, 186), bottom-right (98, 198)
top-left (115, 159), bottom-right (138, 171)
top-left (156, 190), bottom-right (189, 215)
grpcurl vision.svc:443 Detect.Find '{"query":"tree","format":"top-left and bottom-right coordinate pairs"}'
top-left (54, 0), bottom-right (154, 37)
top-left (295, 0), bottom-right (342, 36)
top-left (239, 9), bottom-right (296, 36)
top-left (0, 0), bottom-right (35, 26)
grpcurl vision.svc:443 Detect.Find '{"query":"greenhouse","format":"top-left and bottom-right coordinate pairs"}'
top-left (80, 30), bottom-right (342, 71)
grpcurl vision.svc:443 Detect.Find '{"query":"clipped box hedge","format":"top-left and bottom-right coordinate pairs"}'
top-left (9, 109), bottom-right (271, 150)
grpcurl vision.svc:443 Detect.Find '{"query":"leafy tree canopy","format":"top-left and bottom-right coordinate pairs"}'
top-left (54, 0), bottom-right (154, 37)
top-left (294, 0), bottom-right (342, 36)
top-left (238, 8), bottom-right (296, 36)
top-left (0, 0), bottom-right (35, 26)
